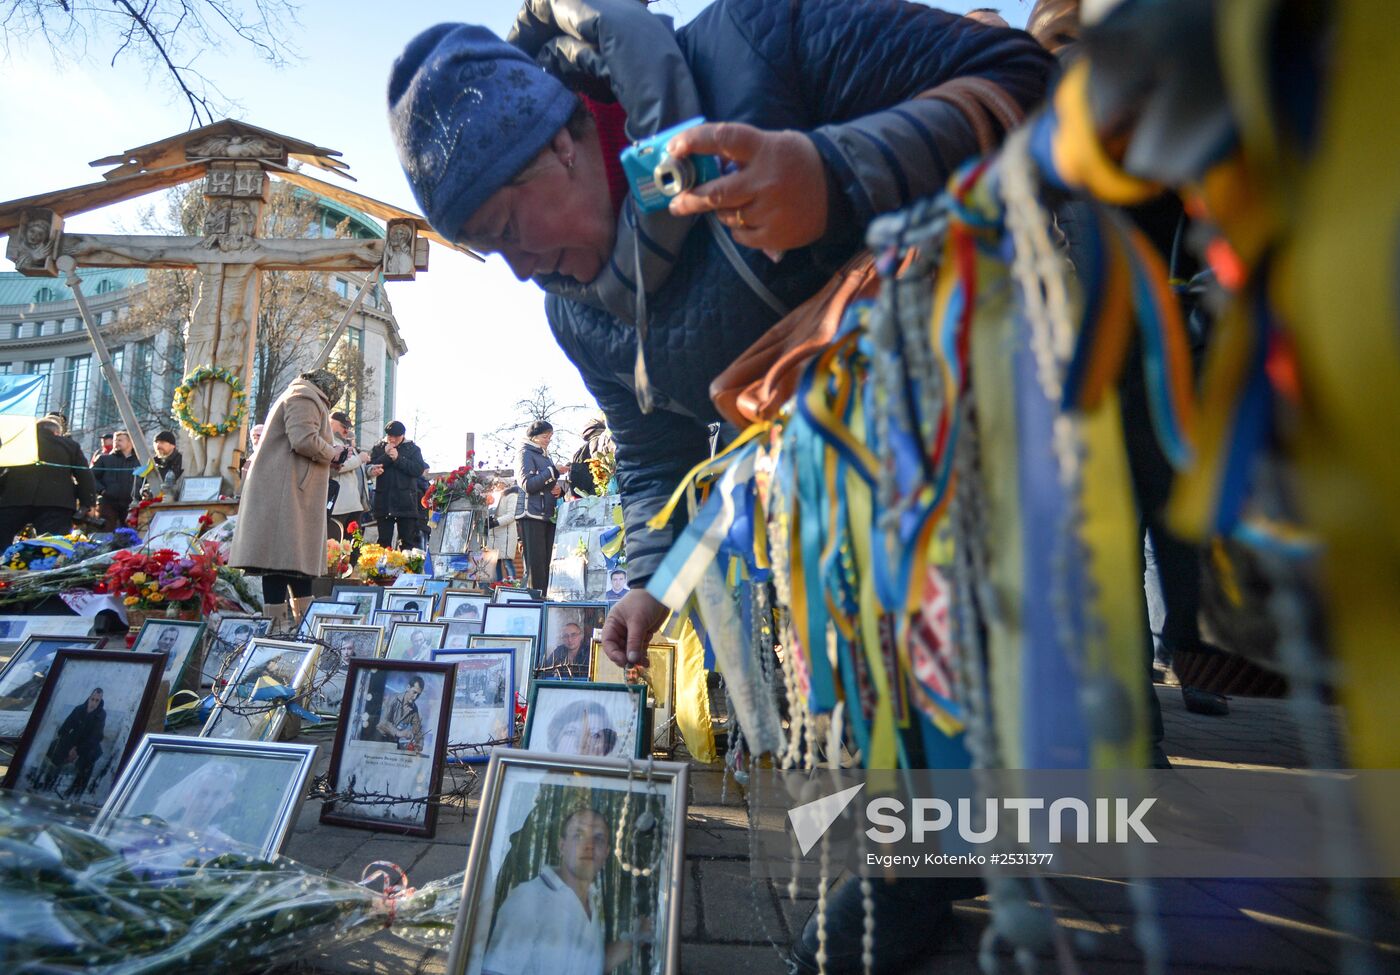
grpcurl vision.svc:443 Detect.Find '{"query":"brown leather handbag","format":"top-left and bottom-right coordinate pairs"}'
top-left (709, 76), bottom-right (1025, 428)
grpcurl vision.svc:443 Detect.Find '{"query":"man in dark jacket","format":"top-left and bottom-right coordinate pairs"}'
top-left (91, 430), bottom-right (141, 531)
top-left (145, 431), bottom-right (183, 498)
top-left (369, 420), bottom-right (429, 549)
top-left (389, 0), bottom-right (1054, 659)
top-left (38, 686), bottom-right (106, 799)
top-left (0, 418), bottom-right (97, 545)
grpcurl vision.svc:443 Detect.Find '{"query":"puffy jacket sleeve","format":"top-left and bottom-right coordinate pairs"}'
top-left (516, 446), bottom-right (556, 496)
top-left (284, 396), bottom-right (339, 463)
top-left (730, 0), bottom-right (1054, 242)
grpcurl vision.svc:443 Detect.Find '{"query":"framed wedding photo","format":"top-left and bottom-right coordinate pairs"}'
top-left (536, 603), bottom-right (608, 682)
top-left (0, 635), bottom-right (104, 738)
top-left (434, 647), bottom-right (515, 763)
top-left (203, 616), bottom-right (272, 687)
top-left (385, 621), bottom-right (446, 662)
top-left (200, 639), bottom-right (318, 742)
top-left (446, 749), bottom-right (688, 975)
top-left (523, 681), bottom-right (647, 760)
top-left (131, 618), bottom-right (206, 692)
top-left (321, 658), bottom-right (454, 836)
top-left (95, 735), bottom-right (318, 860)
top-left (1, 649), bottom-right (163, 807)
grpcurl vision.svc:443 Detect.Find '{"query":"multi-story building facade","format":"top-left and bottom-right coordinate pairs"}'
top-left (0, 194), bottom-right (406, 456)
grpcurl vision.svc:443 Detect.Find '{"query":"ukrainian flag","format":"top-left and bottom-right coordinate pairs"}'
top-left (0, 417), bottom-right (38, 467)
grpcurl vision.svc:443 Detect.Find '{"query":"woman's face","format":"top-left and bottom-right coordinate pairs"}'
top-left (459, 128), bottom-right (615, 285)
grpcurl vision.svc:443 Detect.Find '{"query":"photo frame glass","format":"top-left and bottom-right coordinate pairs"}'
top-left (384, 622), bottom-right (446, 662)
top-left (591, 642), bottom-right (677, 751)
top-left (523, 681), bottom-right (646, 760)
top-left (203, 616), bottom-right (272, 687)
top-left (435, 648), bottom-right (515, 762)
top-left (96, 735), bottom-right (318, 860)
top-left (131, 618), bottom-right (205, 689)
top-left (319, 624), bottom-right (384, 663)
top-left (439, 592), bottom-right (490, 624)
top-left (0, 635), bottom-right (104, 737)
top-left (536, 603), bottom-right (608, 682)
top-left (146, 509), bottom-right (207, 555)
top-left (492, 587), bottom-right (536, 604)
top-left (323, 660), bottom-right (452, 834)
top-left (179, 476), bottom-right (222, 503)
top-left (435, 509), bottom-right (478, 555)
top-left (453, 753), bottom-right (684, 975)
top-left (297, 600), bottom-right (360, 638)
top-left (200, 639), bottom-right (317, 742)
top-left (384, 592), bottom-right (432, 619)
top-left (443, 619), bottom-right (484, 648)
top-left (372, 609), bottom-right (418, 631)
top-left (330, 585), bottom-right (384, 619)
top-left (3, 649), bottom-right (162, 806)
top-left (481, 602), bottom-right (543, 642)
top-left (468, 635), bottom-right (535, 706)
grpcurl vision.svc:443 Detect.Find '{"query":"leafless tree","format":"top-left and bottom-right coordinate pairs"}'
top-left (486, 383), bottom-right (590, 466)
top-left (1, 0), bottom-right (300, 125)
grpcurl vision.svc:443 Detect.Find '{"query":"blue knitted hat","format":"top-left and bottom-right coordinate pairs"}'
top-left (388, 23), bottom-right (578, 241)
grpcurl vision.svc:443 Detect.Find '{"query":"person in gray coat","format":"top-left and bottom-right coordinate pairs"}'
top-left (515, 420), bottom-right (562, 592)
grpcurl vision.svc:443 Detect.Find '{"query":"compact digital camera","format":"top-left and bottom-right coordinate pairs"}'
top-left (620, 116), bottom-right (722, 213)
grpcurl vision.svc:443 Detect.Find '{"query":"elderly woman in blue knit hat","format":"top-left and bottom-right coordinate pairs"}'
top-left (388, 0), bottom-right (1051, 674)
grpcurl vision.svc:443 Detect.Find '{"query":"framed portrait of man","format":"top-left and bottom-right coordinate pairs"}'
top-left (203, 616), bottom-right (272, 687)
top-left (591, 642), bottom-right (678, 753)
top-left (372, 609), bottom-right (419, 632)
top-left (1, 649), bottom-right (163, 807)
top-left (296, 599), bottom-right (361, 639)
top-left (319, 624), bottom-right (384, 662)
top-left (94, 734), bottom-right (318, 860)
top-left (131, 618), bottom-right (206, 692)
top-left (0, 635), bottom-right (105, 738)
top-left (433, 647), bottom-right (515, 763)
top-left (321, 658), bottom-right (454, 836)
top-left (439, 591), bottom-right (490, 624)
top-left (535, 603), bottom-right (608, 683)
top-left (480, 602), bottom-right (544, 643)
top-left (522, 681), bottom-right (647, 760)
top-left (384, 592), bottom-right (432, 619)
top-left (330, 584), bottom-right (385, 619)
top-left (446, 749), bottom-right (687, 975)
top-left (467, 635), bottom-right (535, 708)
top-left (199, 639), bottom-right (318, 742)
top-left (384, 621), bottom-right (447, 662)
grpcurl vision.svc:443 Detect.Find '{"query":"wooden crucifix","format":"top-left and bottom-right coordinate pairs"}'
top-left (6, 144), bottom-right (428, 492)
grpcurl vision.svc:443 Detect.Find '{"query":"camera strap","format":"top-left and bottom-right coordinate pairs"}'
top-left (704, 212), bottom-right (790, 318)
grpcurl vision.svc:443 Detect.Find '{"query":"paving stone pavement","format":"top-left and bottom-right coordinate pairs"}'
top-left (269, 687), bottom-right (1400, 975)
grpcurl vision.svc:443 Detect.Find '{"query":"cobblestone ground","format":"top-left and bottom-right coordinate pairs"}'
top-left (275, 688), bottom-right (1400, 975)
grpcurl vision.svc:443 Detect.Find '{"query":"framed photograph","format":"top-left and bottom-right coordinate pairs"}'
top-left (385, 621), bottom-right (446, 662)
top-left (422, 579), bottom-right (452, 602)
top-left (320, 623), bottom-right (384, 662)
top-left (203, 615), bottom-right (272, 687)
top-left (492, 587), bottom-right (538, 604)
top-left (440, 591), bottom-right (490, 623)
top-left (592, 642), bottom-right (677, 751)
top-left (94, 735), bottom-right (318, 860)
top-left (443, 619), bottom-right (483, 648)
top-left (146, 508), bottom-right (208, 555)
top-left (384, 591), bottom-right (432, 619)
top-left (0, 615), bottom-right (94, 649)
top-left (481, 602), bottom-right (544, 642)
top-left (321, 659), bottom-right (454, 836)
top-left (434, 648), bottom-right (515, 763)
top-left (200, 639), bottom-right (318, 742)
top-left (601, 567), bottom-right (631, 604)
top-left (132, 618), bottom-right (206, 690)
top-left (536, 603), bottom-right (608, 682)
top-left (390, 573), bottom-right (428, 590)
top-left (523, 681), bottom-right (647, 760)
top-left (467, 635), bottom-right (535, 705)
top-left (179, 476), bottom-right (223, 503)
top-left (296, 599), bottom-right (361, 638)
top-left (330, 584), bottom-right (385, 618)
top-left (445, 749), bottom-right (687, 975)
top-left (373, 609), bottom-right (419, 632)
top-left (0, 635), bottom-right (105, 737)
top-left (1, 649), bottom-right (163, 806)
top-left (433, 509), bottom-right (479, 555)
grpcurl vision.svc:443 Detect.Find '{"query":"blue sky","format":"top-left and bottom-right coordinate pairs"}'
top-left (0, 0), bottom-right (1020, 468)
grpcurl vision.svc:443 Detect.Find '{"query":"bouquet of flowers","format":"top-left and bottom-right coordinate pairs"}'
top-left (99, 544), bottom-right (223, 614)
top-left (2, 530), bottom-right (137, 572)
top-left (421, 451), bottom-right (490, 512)
top-left (587, 446), bottom-right (617, 496)
top-left (355, 543), bottom-right (426, 585)
top-left (126, 495), bottom-right (165, 529)
top-left (327, 519), bottom-right (367, 577)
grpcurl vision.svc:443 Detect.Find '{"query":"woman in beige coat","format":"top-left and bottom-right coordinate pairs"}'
top-left (230, 369), bottom-right (347, 618)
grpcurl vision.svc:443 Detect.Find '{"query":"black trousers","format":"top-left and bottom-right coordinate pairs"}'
top-left (519, 517), bottom-right (555, 594)
top-left (261, 572), bottom-right (313, 604)
top-left (377, 515), bottom-right (421, 551)
top-left (0, 506), bottom-right (74, 547)
top-left (98, 499), bottom-right (130, 532)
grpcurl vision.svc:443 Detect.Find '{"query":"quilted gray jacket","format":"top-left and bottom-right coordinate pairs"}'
top-left (515, 0), bottom-right (1054, 584)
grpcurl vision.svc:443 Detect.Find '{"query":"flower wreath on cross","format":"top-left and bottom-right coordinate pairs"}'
top-left (172, 365), bottom-right (248, 439)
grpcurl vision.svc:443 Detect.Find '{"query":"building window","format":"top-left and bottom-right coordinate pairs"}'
top-left (63, 355), bottom-right (91, 431)
top-left (0, 363), bottom-right (12, 375)
top-left (96, 348), bottom-right (125, 430)
top-left (26, 360), bottom-right (53, 410)
top-left (61, 318), bottom-right (79, 333)
top-left (39, 320), bottom-right (57, 336)
top-left (33, 287), bottom-right (55, 303)
top-left (0, 324), bottom-right (11, 340)
top-left (334, 278), bottom-right (351, 299)
top-left (130, 340), bottom-right (154, 419)
top-left (17, 322), bottom-right (35, 339)
top-left (382, 352), bottom-right (396, 427)
top-left (95, 279), bottom-right (115, 294)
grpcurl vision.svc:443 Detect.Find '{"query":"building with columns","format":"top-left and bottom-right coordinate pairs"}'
top-left (0, 194), bottom-right (406, 458)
